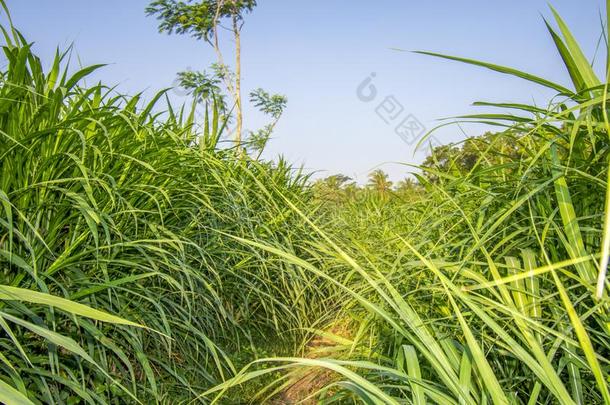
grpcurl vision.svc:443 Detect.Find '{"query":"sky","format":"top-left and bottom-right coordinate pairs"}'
top-left (3, 1), bottom-right (606, 182)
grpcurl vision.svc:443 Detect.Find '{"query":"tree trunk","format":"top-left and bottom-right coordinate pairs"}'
top-left (233, 14), bottom-right (243, 151)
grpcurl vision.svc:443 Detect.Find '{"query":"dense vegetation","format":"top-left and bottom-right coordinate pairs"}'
top-left (0, 11), bottom-right (332, 402)
top-left (1, 1), bottom-right (610, 404)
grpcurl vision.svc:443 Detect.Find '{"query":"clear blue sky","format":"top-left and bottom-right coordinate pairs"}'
top-left (4, 1), bottom-right (606, 182)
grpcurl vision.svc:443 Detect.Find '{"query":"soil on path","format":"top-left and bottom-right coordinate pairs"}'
top-left (271, 325), bottom-right (351, 404)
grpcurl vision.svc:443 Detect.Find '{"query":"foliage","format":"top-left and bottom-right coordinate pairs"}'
top-left (421, 131), bottom-right (525, 184)
top-left (176, 69), bottom-right (226, 107)
top-left (246, 88), bottom-right (289, 158)
top-left (0, 17), bottom-right (330, 403)
top-left (147, 0), bottom-right (259, 147)
top-left (209, 3), bottom-right (610, 404)
top-left (146, 0), bottom-right (256, 43)
top-left (4, 0), bottom-right (610, 403)
top-left (367, 169), bottom-right (393, 199)
top-left (249, 88), bottom-right (288, 120)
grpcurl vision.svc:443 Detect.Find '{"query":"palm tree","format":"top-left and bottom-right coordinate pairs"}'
top-left (313, 174), bottom-right (352, 203)
top-left (367, 169), bottom-right (392, 199)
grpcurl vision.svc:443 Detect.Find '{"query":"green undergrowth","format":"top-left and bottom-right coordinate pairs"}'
top-left (3, 1), bottom-right (610, 404)
top-left (208, 3), bottom-right (610, 404)
top-left (0, 15), bottom-right (337, 403)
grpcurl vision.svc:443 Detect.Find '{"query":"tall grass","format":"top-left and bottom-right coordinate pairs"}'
top-left (2, 1), bottom-right (610, 403)
top-left (208, 3), bottom-right (610, 404)
top-left (0, 6), bottom-right (334, 402)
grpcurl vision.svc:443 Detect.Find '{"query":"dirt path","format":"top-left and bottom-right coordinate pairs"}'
top-left (271, 326), bottom-right (351, 404)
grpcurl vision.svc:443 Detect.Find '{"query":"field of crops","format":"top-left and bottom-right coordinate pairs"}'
top-left (1, 1), bottom-right (610, 404)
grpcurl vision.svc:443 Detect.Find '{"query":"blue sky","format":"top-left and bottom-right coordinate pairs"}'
top-left (4, 1), bottom-right (606, 182)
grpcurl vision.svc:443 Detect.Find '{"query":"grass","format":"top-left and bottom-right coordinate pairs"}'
top-left (1, 0), bottom-right (610, 404)
top-left (0, 7), bottom-right (334, 402)
top-left (204, 2), bottom-right (610, 404)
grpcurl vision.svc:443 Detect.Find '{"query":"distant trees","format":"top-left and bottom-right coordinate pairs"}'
top-left (311, 130), bottom-right (524, 204)
top-left (421, 131), bottom-right (524, 183)
top-left (394, 177), bottom-right (423, 201)
top-left (312, 174), bottom-right (353, 203)
top-left (394, 177), bottom-right (416, 193)
top-left (313, 170), bottom-right (413, 204)
top-left (367, 170), bottom-right (392, 200)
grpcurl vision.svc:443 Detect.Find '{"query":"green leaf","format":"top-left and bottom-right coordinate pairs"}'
top-left (414, 50), bottom-right (575, 96)
top-left (0, 285), bottom-right (143, 328)
top-left (0, 379), bottom-right (34, 405)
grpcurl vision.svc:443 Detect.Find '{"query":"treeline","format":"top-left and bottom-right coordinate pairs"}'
top-left (312, 131), bottom-right (525, 203)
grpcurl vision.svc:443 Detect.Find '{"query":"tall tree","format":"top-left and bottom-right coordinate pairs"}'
top-left (146, 0), bottom-right (257, 149)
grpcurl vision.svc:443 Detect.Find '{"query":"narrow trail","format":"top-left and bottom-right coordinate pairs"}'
top-left (271, 325), bottom-right (351, 404)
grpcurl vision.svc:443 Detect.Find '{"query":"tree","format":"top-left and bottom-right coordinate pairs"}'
top-left (420, 143), bottom-right (460, 183)
top-left (146, 0), bottom-right (257, 149)
top-left (367, 169), bottom-right (392, 199)
top-left (421, 131), bottom-right (525, 184)
top-left (325, 174), bottom-right (352, 190)
top-left (312, 174), bottom-right (352, 203)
